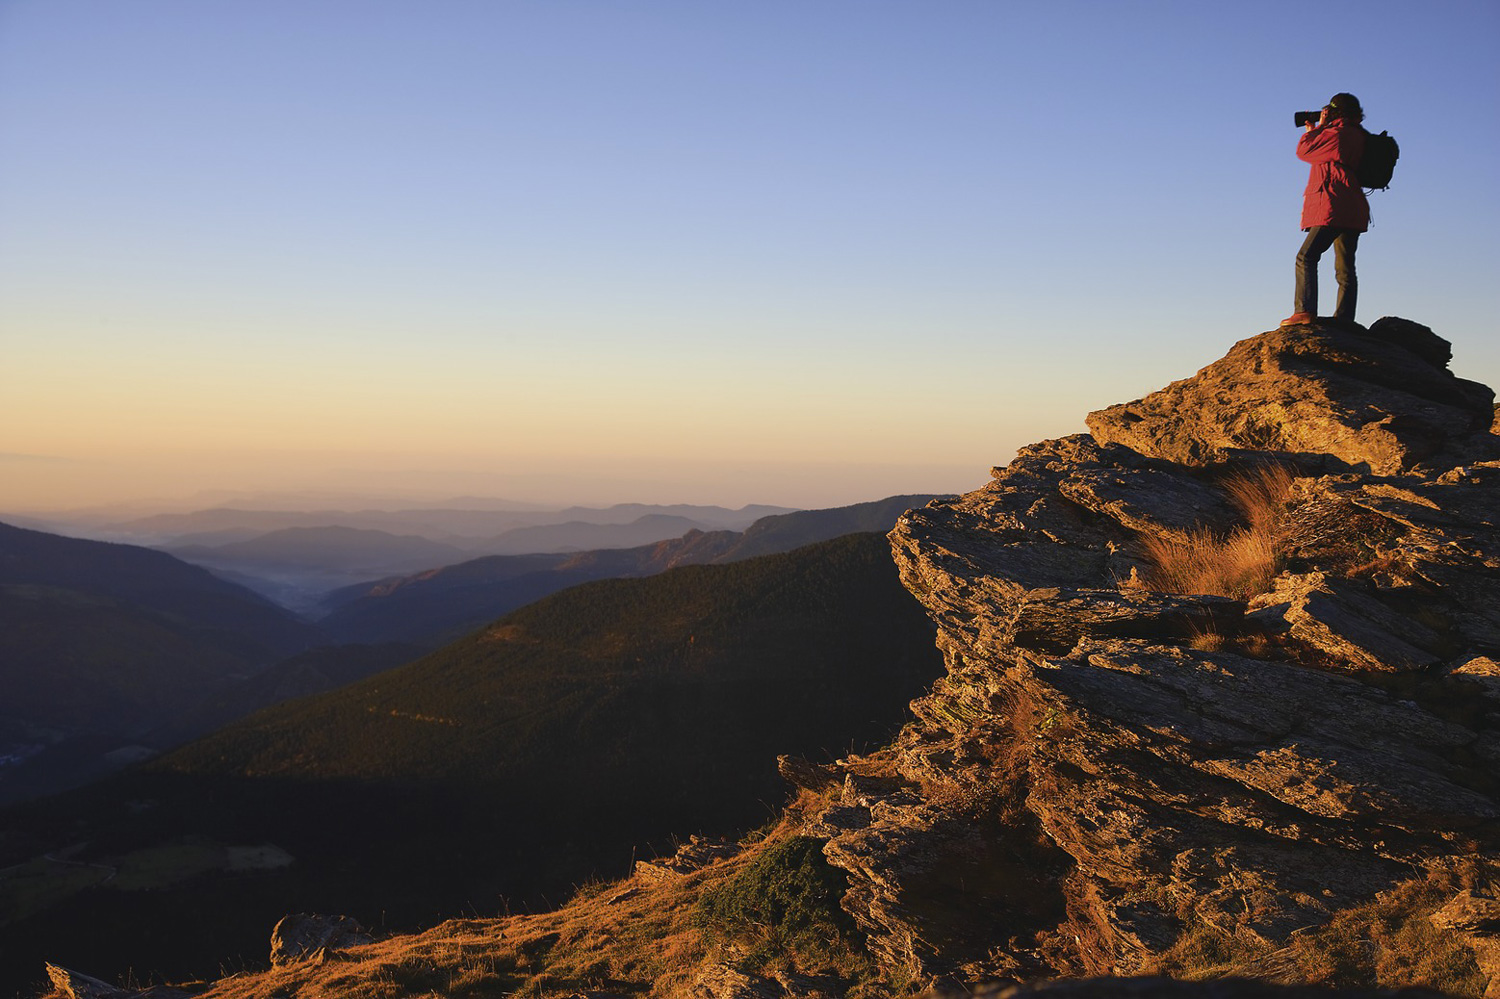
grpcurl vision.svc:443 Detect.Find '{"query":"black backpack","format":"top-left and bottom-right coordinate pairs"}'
top-left (1359, 129), bottom-right (1400, 190)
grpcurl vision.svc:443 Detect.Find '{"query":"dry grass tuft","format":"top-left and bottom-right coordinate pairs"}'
top-left (1137, 464), bottom-right (1295, 601)
top-left (1224, 463), bottom-right (1296, 535)
top-left (1141, 527), bottom-right (1278, 601)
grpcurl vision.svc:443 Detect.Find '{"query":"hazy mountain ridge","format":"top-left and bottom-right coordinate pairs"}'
top-left (715, 494), bottom-right (940, 562)
top-left (26, 502), bottom-right (793, 549)
top-left (162, 526), bottom-right (478, 612)
top-left (90, 504), bottom-right (799, 610)
top-left (167, 525), bottom-right (472, 569)
top-left (0, 523), bottom-right (311, 649)
top-left (478, 513), bottom-right (718, 555)
top-left (317, 497), bottom-right (945, 648)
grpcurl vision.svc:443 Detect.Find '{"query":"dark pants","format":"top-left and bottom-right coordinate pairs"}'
top-left (1294, 226), bottom-right (1360, 320)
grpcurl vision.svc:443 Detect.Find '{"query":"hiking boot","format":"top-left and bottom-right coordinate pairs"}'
top-left (1280, 312), bottom-right (1315, 327)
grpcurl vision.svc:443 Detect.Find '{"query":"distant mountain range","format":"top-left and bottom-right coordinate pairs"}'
top-left (0, 493), bottom-right (946, 991)
top-left (0, 533), bottom-right (944, 991)
top-left (73, 502), bottom-right (796, 609)
top-left (34, 501), bottom-right (794, 548)
top-left (0, 496), bottom-right (945, 811)
top-left (169, 525), bottom-right (472, 570)
top-left (318, 495), bottom-right (942, 647)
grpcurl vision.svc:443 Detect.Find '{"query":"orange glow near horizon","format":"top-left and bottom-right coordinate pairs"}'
top-left (4, 3), bottom-right (1496, 515)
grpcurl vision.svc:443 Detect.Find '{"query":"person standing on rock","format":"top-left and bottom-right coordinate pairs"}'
top-left (1282, 92), bottom-right (1369, 328)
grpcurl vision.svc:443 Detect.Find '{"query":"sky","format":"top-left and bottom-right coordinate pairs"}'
top-left (2, 0), bottom-right (1497, 514)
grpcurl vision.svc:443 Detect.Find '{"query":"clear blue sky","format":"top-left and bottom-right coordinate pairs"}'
top-left (2, 0), bottom-right (1497, 511)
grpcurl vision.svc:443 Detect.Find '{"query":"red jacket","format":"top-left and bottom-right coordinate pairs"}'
top-left (1297, 117), bottom-right (1369, 231)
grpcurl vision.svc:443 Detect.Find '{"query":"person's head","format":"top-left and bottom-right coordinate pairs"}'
top-left (1325, 93), bottom-right (1364, 123)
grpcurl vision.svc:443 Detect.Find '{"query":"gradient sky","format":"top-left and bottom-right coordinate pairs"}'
top-left (2, 0), bottom-right (1497, 512)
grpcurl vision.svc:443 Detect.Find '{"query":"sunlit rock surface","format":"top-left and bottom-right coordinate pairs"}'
top-left (804, 318), bottom-right (1500, 989)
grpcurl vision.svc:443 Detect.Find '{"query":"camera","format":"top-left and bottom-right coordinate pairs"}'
top-left (1294, 110), bottom-right (1322, 127)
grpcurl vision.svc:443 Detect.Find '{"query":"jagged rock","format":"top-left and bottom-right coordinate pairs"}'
top-left (1431, 891), bottom-right (1500, 934)
top-left (633, 835), bottom-right (737, 882)
top-left (267, 912), bottom-right (373, 966)
top-left (778, 754), bottom-right (842, 791)
top-left (45, 966), bottom-right (120, 999)
top-left (1278, 470), bottom-right (1500, 652)
top-left (1429, 892), bottom-right (1500, 997)
top-left (1246, 571), bottom-right (1444, 671)
top-left (689, 967), bottom-right (849, 999)
top-left (888, 435), bottom-right (1255, 656)
top-left (1086, 318), bottom-right (1499, 475)
top-left (44, 965), bottom-right (192, 999)
top-left (958, 977), bottom-right (1448, 997)
top-left (772, 971), bottom-right (851, 999)
top-left (689, 964), bottom-right (787, 999)
top-left (1452, 657), bottom-right (1500, 703)
top-left (816, 319), bottom-right (1500, 989)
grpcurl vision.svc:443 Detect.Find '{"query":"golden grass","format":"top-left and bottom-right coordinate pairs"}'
top-left (1141, 527), bottom-right (1278, 601)
top-left (140, 818), bottom-right (876, 999)
top-left (1224, 464), bottom-right (1296, 536)
top-left (1137, 464), bottom-right (1295, 601)
top-left (158, 862), bottom-right (713, 999)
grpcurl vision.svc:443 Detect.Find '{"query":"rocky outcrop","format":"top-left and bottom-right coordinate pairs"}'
top-left (962, 979), bottom-right (1448, 997)
top-left (800, 318), bottom-right (1500, 992)
top-left (634, 835), bottom-right (738, 883)
top-left (267, 912), bottom-right (373, 966)
top-left (1086, 318), bottom-right (1499, 475)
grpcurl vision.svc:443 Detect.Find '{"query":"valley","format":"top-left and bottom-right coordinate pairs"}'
top-left (0, 498), bottom-right (944, 996)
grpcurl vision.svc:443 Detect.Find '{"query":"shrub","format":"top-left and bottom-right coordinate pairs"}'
top-left (693, 835), bottom-right (867, 975)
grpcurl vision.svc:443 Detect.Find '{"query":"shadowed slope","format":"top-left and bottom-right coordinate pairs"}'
top-left (1, 532), bottom-right (942, 993)
top-left (0, 522), bottom-right (320, 806)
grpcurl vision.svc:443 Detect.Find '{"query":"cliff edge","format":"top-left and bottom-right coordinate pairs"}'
top-left (797, 317), bottom-right (1500, 991)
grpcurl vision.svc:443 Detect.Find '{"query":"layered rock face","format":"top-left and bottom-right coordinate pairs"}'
top-left (1086, 318), bottom-right (1499, 475)
top-left (802, 319), bottom-right (1500, 991)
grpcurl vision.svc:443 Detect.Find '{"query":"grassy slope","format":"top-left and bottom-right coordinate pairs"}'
top-left (157, 813), bottom-right (875, 999)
